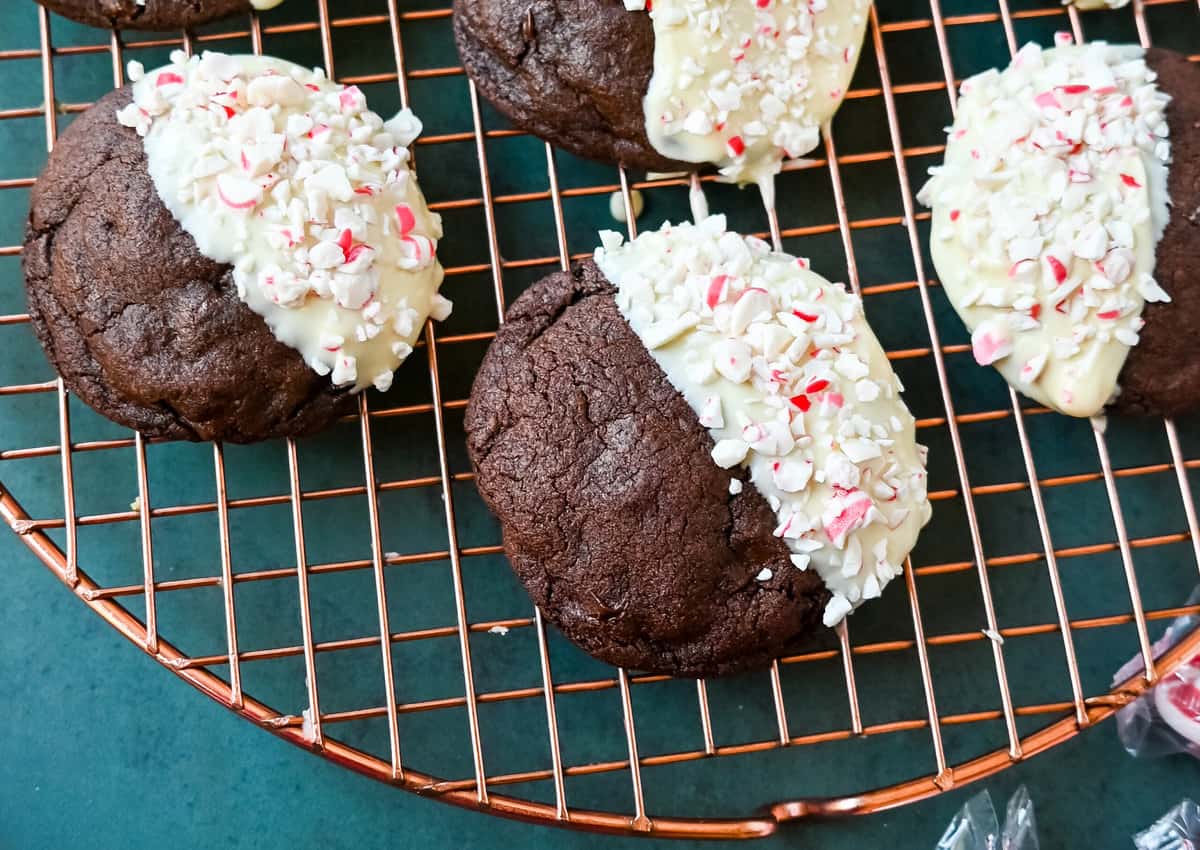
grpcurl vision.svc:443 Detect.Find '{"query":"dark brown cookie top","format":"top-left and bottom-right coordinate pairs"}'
top-left (452, 0), bottom-right (693, 173)
top-left (34, 0), bottom-right (254, 30)
top-left (23, 87), bottom-right (352, 443)
top-left (1114, 49), bottom-right (1200, 417)
top-left (465, 260), bottom-right (829, 677)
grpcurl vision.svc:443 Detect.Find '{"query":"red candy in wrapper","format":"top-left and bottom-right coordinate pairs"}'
top-left (1114, 588), bottom-right (1200, 761)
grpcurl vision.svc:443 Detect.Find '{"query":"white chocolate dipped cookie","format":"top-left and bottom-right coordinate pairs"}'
top-left (24, 51), bottom-right (449, 442)
top-left (452, 0), bottom-right (869, 193)
top-left (919, 41), bottom-right (1200, 418)
top-left (118, 51), bottom-right (448, 396)
top-left (466, 216), bottom-right (931, 677)
top-left (594, 216), bottom-right (931, 625)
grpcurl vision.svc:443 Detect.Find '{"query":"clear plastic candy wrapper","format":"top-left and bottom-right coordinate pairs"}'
top-left (1133, 799), bottom-right (1200, 850)
top-left (936, 785), bottom-right (1038, 850)
top-left (1114, 590), bottom-right (1200, 760)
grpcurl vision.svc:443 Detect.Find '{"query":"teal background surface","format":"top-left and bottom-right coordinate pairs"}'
top-left (2, 0), bottom-right (1200, 847)
top-left (3, 530), bottom-right (1200, 848)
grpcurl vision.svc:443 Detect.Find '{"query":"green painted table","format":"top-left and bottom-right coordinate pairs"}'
top-left (2, 0), bottom-right (1200, 847)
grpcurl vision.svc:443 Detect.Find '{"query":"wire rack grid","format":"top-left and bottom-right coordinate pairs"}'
top-left (1, 0), bottom-right (1199, 839)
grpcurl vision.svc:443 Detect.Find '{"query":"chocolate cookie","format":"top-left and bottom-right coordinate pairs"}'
top-left (23, 87), bottom-right (351, 443)
top-left (26, 49), bottom-right (448, 443)
top-left (34, 0), bottom-right (258, 30)
top-left (466, 262), bottom-right (830, 677)
top-left (453, 0), bottom-right (685, 172)
top-left (453, 0), bottom-right (870, 180)
top-left (1113, 48), bottom-right (1200, 417)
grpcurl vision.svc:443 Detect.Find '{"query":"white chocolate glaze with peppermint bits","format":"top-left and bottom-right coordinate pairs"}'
top-left (625, 0), bottom-right (869, 192)
top-left (918, 42), bottom-right (1171, 418)
top-left (117, 51), bottom-right (449, 393)
top-left (594, 216), bottom-right (931, 626)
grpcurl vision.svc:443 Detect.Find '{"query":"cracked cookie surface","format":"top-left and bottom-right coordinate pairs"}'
top-left (465, 261), bottom-right (829, 677)
top-left (452, 0), bottom-right (692, 173)
top-left (23, 87), bottom-right (352, 443)
top-left (35, 0), bottom-right (253, 30)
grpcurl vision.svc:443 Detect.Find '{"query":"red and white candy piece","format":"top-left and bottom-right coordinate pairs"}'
top-left (1154, 657), bottom-right (1200, 747)
top-left (713, 339), bottom-right (753, 383)
top-left (215, 173), bottom-right (263, 211)
top-left (971, 320), bottom-right (1014, 366)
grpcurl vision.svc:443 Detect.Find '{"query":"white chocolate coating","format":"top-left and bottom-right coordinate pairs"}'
top-left (594, 216), bottom-right (931, 626)
top-left (634, 0), bottom-right (869, 189)
top-left (918, 43), bottom-right (1171, 417)
top-left (117, 51), bottom-right (449, 393)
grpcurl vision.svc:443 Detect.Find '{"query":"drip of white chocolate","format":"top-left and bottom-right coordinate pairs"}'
top-left (117, 51), bottom-right (449, 393)
top-left (918, 42), bottom-right (1171, 417)
top-left (594, 216), bottom-right (931, 626)
top-left (632, 0), bottom-right (869, 190)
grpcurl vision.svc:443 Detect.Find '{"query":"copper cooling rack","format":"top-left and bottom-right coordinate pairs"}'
top-left (2, 0), bottom-right (1200, 839)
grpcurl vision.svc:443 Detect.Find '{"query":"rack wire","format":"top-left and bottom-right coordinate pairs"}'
top-left (1, 0), bottom-right (1199, 839)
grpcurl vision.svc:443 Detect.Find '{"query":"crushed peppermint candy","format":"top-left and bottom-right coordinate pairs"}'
top-left (638, 0), bottom-right (869, 189)
top-left (594, 215), bottom-right (931, 627)
top-left (918, 42), bottom-right (1171, 418)
top-left (117, 51), bottom-right (449, 392)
